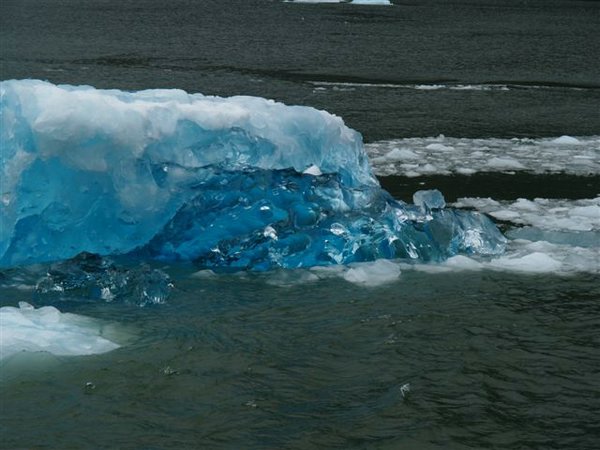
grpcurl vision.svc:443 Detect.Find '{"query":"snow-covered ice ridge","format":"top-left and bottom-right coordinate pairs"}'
top-left (0, 80), bottom-right (505, 269)
top-left (367, 136), bottom-right (600, 177)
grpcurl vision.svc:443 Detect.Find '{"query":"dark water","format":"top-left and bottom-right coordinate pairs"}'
top-left (1, 1), bottom-right (600, 449)
top-left (2, 268), bottom-right (599, 449)
top-left (1, 0), bottom-right (599, 140)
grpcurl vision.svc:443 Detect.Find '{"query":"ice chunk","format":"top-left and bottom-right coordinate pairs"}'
top-left (0, 80), bottom-right (506, 270)
top-left (303, 164), bottom-right (322, 176)
top-left (486, 157), bottom-right (526, 170)
top-left (0, 302), bottom-right (119, 360)
top-left (551, 135), bottom-right (581, 145)
top-left (343, 259), bottom-right (401, 286)
top-left (425, 143), bottom-right (454, 152)
top-left (413, 189), bottom-right (446, 211)
top-left (488, 252), bottom-right (562, 273)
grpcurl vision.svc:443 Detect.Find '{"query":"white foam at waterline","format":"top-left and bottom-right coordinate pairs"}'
top-left (453, 197), bottom-right (600, 232)
top-left (0, 302), bottom-right (120, 360)
top-left (367, 136), bottom-right (600, 176)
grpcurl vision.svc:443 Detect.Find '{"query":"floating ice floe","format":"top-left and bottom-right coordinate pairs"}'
top-left (0, 302), bottom-right (120, 361)
top-left (367, 135), bottom-right (600, 176)
top-left (436, 240), bottom-right (599, 275)
top-left (453, 197), bottom-right (600, 232)
top-left (0, 80), bottom-right (505, 269)
top-left (453, 196), bottom-right (600, 249)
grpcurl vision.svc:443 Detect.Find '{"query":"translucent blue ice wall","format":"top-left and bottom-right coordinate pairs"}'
top-left (0, 80), bottom-right (505, 269)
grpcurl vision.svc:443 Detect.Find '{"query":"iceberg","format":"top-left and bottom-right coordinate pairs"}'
top-left (0, 80), bottom-right (505, 270)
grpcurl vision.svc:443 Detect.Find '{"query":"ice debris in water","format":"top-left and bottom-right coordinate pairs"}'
top-left (0, 80), bottom-right (505, 270)
top-left (413, 189), bottom-right (446, 212)
top-left (367, 135), bottom-right (600, 176)
top-left (35, 252), bottom-right (172, 306)
top-left (0, 301), bottom-right (119, 360)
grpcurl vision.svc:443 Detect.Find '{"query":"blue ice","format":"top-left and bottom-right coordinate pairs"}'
top-left (0, 80), bottom-right (505, 269)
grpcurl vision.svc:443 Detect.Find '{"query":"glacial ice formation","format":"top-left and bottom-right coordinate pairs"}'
top-left (0, 80), bottom-right (505, 269)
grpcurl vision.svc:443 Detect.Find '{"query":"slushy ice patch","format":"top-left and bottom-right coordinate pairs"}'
top-left (0, 80), bottom-right (505, 269)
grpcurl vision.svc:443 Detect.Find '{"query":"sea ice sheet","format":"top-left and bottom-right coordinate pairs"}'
top-left (0, 80), bottom-right (505, 269)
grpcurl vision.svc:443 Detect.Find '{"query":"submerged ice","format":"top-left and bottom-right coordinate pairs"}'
top-left (0, 80), bottom-right (505, 269)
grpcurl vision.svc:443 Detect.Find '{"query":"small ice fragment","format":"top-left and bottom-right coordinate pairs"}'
top-left (551, 136), bottom-right (580, 145)
top-left (343, 259), bottom-right (401, 286)
top-left (161, 366), bottom-right (178, 376)
top-left (384, 148), bottom-right (418, 161)
top-left (263, 225), bottom-right (278, 240)
top-left (426, 143), bottom-right (454, 152)
top-left (18, 301), bottom-right (35, 311)
top-left (303, 164), bottom-right (322, 176)
top-left (486, 157), bottom-right (525, 170)
top-left (330, 223), bottom-right (347, 236)
top-left (400, 383), bottom-right (411, 398)
top-left (490, 252), bottom-right (562, 273)
top-left (413, 190), bottom-right (446, 211)
top-left (444, 255), bottom-right (483, 270)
